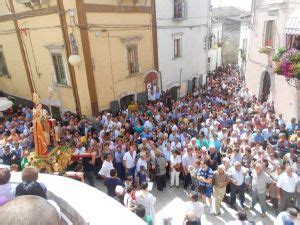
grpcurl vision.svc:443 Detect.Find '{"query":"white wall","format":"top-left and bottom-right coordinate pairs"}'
top-left (208, 47), bottom-right (222, 71)
top-left (245, 3), bottom-right (298, 121)
top-left (238, 20), bottom-right (250, 73)
top-left (155, 0), bottom-right (209, 92)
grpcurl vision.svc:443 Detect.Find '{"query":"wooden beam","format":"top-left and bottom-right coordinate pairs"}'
top-left (57, 0), bottom-right (81, 115)
top-left (9, 0), bottom-right (34, 94)
top-left (151, 0), bottom-right (159, 71)
top-left (84, 4), bottom-right (151, 13)
top-left (0, 6), bottom-right (59, 22)
top-left (76, 0), bottom-right (99, 116)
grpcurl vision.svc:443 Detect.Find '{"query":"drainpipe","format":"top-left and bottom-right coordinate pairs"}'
top-left (158, 70), bottom-right (163, 92)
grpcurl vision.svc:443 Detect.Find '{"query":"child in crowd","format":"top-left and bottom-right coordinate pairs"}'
top-left (136, 166), bottom-right (148, 190)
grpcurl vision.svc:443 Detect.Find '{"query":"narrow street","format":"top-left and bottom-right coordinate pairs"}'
top-left (96, 179), bottom-right (279, 225)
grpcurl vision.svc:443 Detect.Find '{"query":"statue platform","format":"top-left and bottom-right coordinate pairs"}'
top-left (27, 145), bottom-right (73, 172)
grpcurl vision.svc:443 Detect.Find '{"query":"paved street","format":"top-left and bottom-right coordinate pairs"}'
top-left (95, 179), bottom-right (280, 225)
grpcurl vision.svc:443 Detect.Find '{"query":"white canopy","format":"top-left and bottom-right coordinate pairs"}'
top-left (0, 97), bottom-right (13, 111)
top-left (285, 9), bottom-right (300, 35)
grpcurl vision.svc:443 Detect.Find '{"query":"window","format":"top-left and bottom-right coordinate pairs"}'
top-left (286, 35), bottom-right (300, 50)
top-left (263, 20), bottom-right (275, 47)
top-left (174, 0), bottom-right (186, 19)
top-left (174, 38), bottom-right (182, 58)
top-left (0, 46), bottom-right (9, 77)
top-left (51, 53), bottom-right (67, 85)
top-left (127, 45), bottom-right (139, 75)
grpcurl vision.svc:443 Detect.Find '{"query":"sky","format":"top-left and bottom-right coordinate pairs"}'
top-left (211, 0), bottom-right (252, 11)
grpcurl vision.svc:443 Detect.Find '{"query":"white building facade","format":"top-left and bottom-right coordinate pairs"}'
top-left (155, 0), bottom-right (210, 97)
top-left (238, 14), bottom-right (251, 77)
top-left (245, 0), bottom-right (299, 121)
top-left (208, 22), bottom-right (223, 72)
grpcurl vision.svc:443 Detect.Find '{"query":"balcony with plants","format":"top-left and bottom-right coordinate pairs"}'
top-left (272, 48), bottom-right (300, 79)
top-left (259, 39), bottom-right (274, 55)
top-left (272, 48), bottom-right (300, 87)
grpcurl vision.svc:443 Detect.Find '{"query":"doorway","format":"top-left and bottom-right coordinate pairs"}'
top-left (169, 86), bottom-right (179, 100)
top-left (260, 71), bottom-right (271, 103)
top-left (120, 94), bottom-right (135, 110)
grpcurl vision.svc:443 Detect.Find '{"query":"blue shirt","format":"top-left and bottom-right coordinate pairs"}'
top-left (251, 133), bottom-right (264, 143)
top-left (137, 171), bottom-right (147, 184)
top-left (209, 139), bottom-right (221, 151)
top-left (197, 167), bottom-right (213, 187)
top-left (141, 132), bottom-right (152, 140)
top-left (115, 151), bottom-right (125, 163)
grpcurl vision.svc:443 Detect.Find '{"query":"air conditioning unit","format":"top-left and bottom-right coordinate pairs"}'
top-left (15, 0), bottom-right (31, 4)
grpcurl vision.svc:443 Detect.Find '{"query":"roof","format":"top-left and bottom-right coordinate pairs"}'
top-left (285, 9), bottom-right (300, 35)
top-left (212, 6), bottom-right (248, 21)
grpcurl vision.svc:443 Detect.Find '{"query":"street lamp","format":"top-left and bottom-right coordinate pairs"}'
top-left (68, 54), bottom-right (81, 66)
top-left (68, 33), bottom-right (81, 66)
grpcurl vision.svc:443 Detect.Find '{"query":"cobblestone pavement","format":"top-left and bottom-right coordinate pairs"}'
top-left (95, 179), bottom-right (285, 225)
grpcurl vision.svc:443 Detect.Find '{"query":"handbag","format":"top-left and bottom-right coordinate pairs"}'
top-left (174, 163), bottom-right (183, 172)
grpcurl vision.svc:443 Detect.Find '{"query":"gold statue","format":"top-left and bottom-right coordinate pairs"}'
top-left (32, 93), bottom-right (49, 157)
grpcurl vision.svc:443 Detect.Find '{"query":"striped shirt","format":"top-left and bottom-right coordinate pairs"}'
top-left (198, 167), bottom-right (213, 187)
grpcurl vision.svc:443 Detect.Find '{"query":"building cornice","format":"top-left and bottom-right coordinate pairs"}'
top-left (0, 5), bottom-right (59, 22)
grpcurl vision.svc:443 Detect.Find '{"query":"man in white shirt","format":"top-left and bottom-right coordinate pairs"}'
top-left (185, 192), bottom-right (204, 222)
top-left (228, 161), bottom-right (248, 208)
top-left (277, 166), bottom-right (298, 213)
top-left (135, 181), bottom-right (156, 218)
top-left (182, 145), bottom-right (196, 189)
top-left (123, 145), bottom-right (137, 180)
top-left (98, 153), bottom-right (114, 178)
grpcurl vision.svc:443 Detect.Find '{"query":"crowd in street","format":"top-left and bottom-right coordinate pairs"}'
top-left (0, 65), bottom-right (299, 225)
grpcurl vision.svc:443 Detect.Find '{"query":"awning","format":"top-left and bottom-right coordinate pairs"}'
top-left (0, 97), bottom-right (13, 111)
top-left (285, 9), bottom-right (300, 35)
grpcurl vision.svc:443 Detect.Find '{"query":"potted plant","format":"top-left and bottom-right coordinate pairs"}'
top-left (259, 46), bottom-right (273, 54)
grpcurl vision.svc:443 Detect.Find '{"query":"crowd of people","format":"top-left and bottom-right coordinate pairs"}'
top-left (0, 65), bottom-right (299, 225)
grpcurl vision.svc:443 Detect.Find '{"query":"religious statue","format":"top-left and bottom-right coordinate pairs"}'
top-left (32, 93), bottom-right (50, 157)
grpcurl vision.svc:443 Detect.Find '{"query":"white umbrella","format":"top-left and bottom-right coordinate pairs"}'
top-left (0, 97), bottom-right (13, 111)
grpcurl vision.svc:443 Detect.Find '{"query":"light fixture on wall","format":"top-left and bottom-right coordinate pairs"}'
top-left (68, 33), bottom-right (81, 66)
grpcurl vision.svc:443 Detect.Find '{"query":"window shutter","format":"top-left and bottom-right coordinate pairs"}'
top-left (199, 75), bottom-right (203, 87)
top-left (184, 1), bottom-right (188, 18)
top-left (188, 80), bottom-right (193, 92)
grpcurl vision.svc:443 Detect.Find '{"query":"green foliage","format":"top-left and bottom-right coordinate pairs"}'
top-left (294, 63), bottom-right (300, 76)
top-left (278, 47), bottom-right (286, 55)
top-left (272, 55), bottom-right (280, 62)
top-left (259, 46), bottom-right (271, 54)
top-left (289, 51), bottom-right (300, 64)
